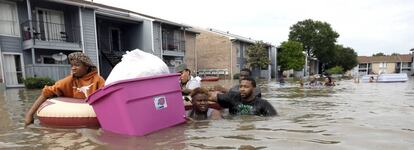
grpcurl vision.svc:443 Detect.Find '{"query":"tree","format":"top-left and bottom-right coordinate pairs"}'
top-left (329, 45), bottom-right (358, 71)
top-left (277, 41), bottom-right (305, 72)
top-left (372, 52), bottom-right (385, 56)
top-left (246, 41), bottom-right (271, 68)
top-left (246, 41), bottom-right (271, 77)
top-left (391, 53), bottom-right (400, 56)
top-left (288, 19), bottom-right (339, 71)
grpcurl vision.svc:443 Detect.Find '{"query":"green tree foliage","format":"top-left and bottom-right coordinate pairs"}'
top-left (372, 52), bottom-right (385, 56)
top-left (391, 53), bottom-right (400, 56)
top-left (277, 41), bottom-right (305, 71)
top-left (326, 66), bottom-right (344, 75)
top-left (246, 41), bottom-right (271, 68)
top-left (288, 19), bottom-right (339, 68)
top-left (329, 45), bottom-right (358, 71)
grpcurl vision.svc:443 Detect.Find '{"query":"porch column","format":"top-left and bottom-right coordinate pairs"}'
top-left (267, 47), bottom-right (271, 81)
top-left (27, 0), bottom-right (36, 78)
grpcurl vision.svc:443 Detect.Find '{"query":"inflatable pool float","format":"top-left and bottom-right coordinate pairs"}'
top-left (377, 73), bottom-right (408, 83)
top-left (37, 97), bottom-right (99, 128)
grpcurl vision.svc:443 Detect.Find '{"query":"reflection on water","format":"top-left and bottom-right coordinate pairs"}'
top-left (1, 78), bottom-right (414, 149)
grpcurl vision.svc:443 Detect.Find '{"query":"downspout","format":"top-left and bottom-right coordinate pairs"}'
top-left (183, 27), bottom-right (186, 62)
top-left (275, 46), bottom-right (278, 81)
top-left (27, 0), bottom-right (35, 77)
top-left (79, 7), bottom-right (85, 52)
top-left (93, 10), bottom-right (100, 74)
top-left (194, 34), bottom-right (197, 74)
top-left (150, 20), bottom-right (154, 53)
top-left (0, 47), bottom-right (4, 84)
top-left (160, 23), bottom-right (163, 58)
top-left (267, 46), bottom-right (271, 81)
top-left (230, 40), bottom-right (233, 80)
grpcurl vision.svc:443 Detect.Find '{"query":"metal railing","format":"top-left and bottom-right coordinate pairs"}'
top-left (21, 20), bottom-right (81, 43)
top-left (162, 37), bottom-right (185, 52)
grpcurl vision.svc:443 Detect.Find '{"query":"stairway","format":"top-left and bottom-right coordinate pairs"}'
top-left (101, 51), bottom-right (123, 67)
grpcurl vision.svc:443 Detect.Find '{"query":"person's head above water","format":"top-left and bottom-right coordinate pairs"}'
top-left (239, 68), bottom-right (252, 81)
top-left (190, 87), bottom-right (210, 113)
top-left (68, 52), bottom-right (96, 78)
top-left (239, 77), bottom-right (257, 102)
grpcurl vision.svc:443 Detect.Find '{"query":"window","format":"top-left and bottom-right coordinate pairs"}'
top-left (36, 8), bottom-right (65, 41)
top-left (379, 62), bottom-right (387, 68)
top-left (0, 1), bottom-right (19, 36)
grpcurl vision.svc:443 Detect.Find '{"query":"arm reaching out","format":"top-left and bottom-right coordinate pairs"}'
top-left (24, 94), bottom-right (48, 126)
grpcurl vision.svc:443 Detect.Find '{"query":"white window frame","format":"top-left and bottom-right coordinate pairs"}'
top-left (1, 52), bottom-right (26, 87)
top-left (109, 27), bottom-right (121, 52)
top-left (0, 0), bottom-right (20, 37)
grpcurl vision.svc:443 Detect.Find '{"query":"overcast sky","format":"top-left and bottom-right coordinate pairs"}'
top-left (94, 0), bottom-right (414, 56)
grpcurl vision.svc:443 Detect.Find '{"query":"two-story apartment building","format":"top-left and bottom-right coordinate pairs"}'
top-left (193, 28), bottom-right (276, 80)
top-left (353, 54), bottom-right (412, 76)
top-left (0, 0), bottom-right (197, 87)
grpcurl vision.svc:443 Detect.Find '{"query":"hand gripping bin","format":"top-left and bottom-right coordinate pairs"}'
top-left (86, 73), bottom-right (185, 136)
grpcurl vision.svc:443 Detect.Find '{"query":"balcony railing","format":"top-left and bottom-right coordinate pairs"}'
top-left (21, 20), bottom-right (80, 43)
top-left (162, 37), bottom-right (185, 52)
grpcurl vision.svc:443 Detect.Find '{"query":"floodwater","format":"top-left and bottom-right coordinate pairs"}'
top-left (1, 78), bottom-right (414, 149)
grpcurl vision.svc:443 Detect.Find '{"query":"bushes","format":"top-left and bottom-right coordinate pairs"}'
top-left (326, 66), bottom-right (344, 75)
top-left (24, 77), bottom-right (55, 89)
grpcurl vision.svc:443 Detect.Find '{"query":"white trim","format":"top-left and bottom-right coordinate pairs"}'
top-left (1, 52), bottom-right (26, 87)
top-left (150, 20), bottom-right (155, 53)
top-left (79, 7), bottom-right (85, 53)
top-left (93, 10), bottom-right (100, 74)
top-left (96, 11), bottom-right (144, 22)
top-left (0, 0), bottom-right (20, 37)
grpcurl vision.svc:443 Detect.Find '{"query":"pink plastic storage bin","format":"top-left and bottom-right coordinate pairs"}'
top-left (87, 73), bottom-right (185, 136)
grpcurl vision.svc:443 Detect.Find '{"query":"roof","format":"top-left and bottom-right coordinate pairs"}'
top-left (52, 0), bottom-right (191, 28)
top-left (204, 28), bottom-right (257, 44)
top-left (357, 54), bottom-right (412, 63)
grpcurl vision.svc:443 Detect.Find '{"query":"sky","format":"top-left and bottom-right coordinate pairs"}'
top-left (94, 0), bottom-right (414, 56)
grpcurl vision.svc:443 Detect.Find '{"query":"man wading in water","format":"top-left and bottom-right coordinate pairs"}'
top-left (210, 77), bottom-right (277, 116)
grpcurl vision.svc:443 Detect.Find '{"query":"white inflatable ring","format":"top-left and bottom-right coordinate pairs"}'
top-left (36, 97), bottom-right (99, 127)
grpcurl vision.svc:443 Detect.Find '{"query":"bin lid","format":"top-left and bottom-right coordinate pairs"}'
top-left (86, 73), bottom-right (180, 104)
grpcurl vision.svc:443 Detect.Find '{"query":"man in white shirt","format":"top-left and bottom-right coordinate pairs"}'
top-left (179, 68), bottom-right (201, 95)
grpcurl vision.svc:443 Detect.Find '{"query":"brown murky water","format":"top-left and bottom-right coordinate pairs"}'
top-left (1, 78), bottom-right (414, 149)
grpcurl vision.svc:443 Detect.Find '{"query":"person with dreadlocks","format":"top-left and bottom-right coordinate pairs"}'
top-left (24, 52), bottom-right (105, 126)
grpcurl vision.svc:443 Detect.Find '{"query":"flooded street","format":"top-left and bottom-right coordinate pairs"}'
top-left (1, 78), bottom-right (414, 149)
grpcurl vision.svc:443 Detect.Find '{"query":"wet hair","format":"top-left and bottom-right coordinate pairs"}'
top-left (240, 68), bottom-right (252, 76)
top-left (190, 87), bottom-right (210, 98)
top-left (241, 77), bottom-right (256, 88)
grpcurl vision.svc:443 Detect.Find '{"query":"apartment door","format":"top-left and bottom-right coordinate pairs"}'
top-left (36, 8), bottom-right (65, 41)
top-left (2, 53), bottom-right (24, 87)
top-left (109, 28), bottom-right (121, 51)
